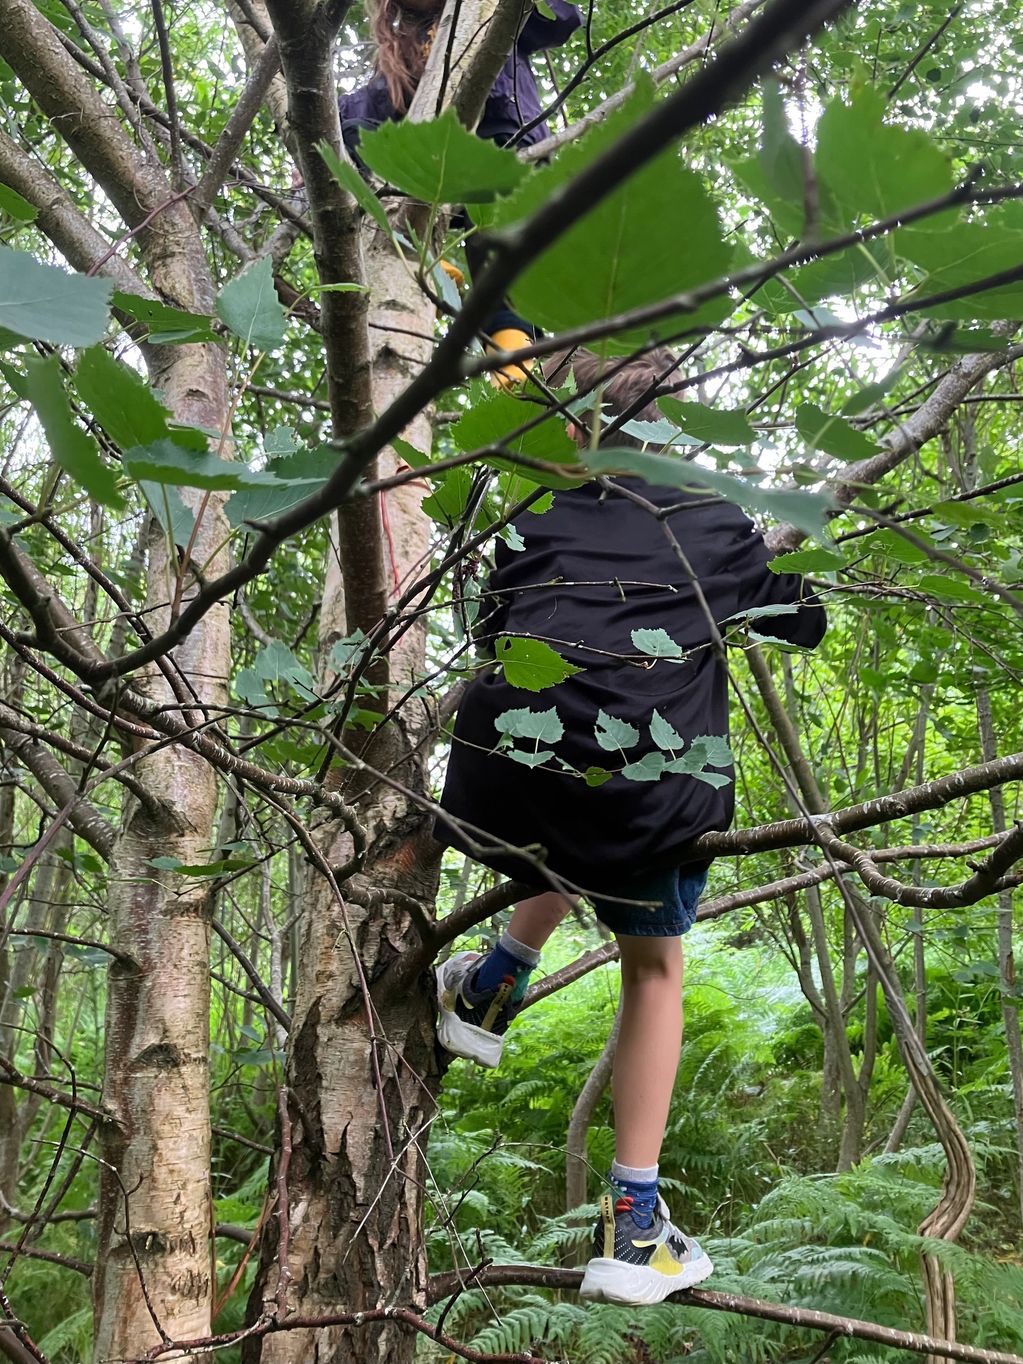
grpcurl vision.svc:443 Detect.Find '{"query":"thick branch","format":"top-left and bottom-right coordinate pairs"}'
top-left (427, 1267), bottom-right (1023, 1364)
top-left (0, 126), bottom-right (146, 291)
top-left (767, 336), bottom-right (1022, 553)
top-left (193, 35), bottom-right (282, 210)
top-left (689, 750), bottom-right (1023, 860)
top-left (0, 718), bottom-right (115, 859)
top-left (406, 0), bottom-right (524, 130)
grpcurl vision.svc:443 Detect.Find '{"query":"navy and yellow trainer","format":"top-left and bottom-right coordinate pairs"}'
top-left (435, 951), bottom-right (528, 1069)
top-left (580, 1192), bottom-right (714, 1305)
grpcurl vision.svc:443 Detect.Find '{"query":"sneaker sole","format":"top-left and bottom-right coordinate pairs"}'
top-left (579, 1250), bottom-right (714, 1305)
top-left (435, 957), bottom-right (504, 1069)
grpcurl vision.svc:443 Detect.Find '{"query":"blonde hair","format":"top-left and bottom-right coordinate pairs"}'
top-left (544, 347), bottom-right (681, 449)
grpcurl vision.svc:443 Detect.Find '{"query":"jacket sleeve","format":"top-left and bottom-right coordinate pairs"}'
top-left (727, 518), bottom-right (827, 649)
top-left (518, 0), bottom-right (583, 55)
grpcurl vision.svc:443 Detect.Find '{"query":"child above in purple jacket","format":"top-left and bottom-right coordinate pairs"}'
top-left (339, 0), bottom-right (582, 157)
top-left (339, 0), bottom-right (582, 355)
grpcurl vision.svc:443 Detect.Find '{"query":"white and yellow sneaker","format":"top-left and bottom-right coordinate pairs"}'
top-left (580, 1192), bottom-right (714, 1305)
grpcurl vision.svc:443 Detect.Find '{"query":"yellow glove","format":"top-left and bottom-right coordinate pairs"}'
top-left (439, 259), bottom-right (465, 288)
top-left (486, 327), bottom-right (534, 390)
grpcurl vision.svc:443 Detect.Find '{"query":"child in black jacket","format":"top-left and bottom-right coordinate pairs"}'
top-left (436, 348), bottom-right (827, 1305)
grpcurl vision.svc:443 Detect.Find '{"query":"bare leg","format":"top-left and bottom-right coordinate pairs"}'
top-left (612, 934), bottom-right (684, 1168)
top-left (507, 891), bottom-right (575, 952)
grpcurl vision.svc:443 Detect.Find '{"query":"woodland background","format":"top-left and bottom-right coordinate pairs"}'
top-left (1, 0), bottom-right (1023, 1362)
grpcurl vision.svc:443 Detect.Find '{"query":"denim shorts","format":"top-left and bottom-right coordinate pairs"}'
top-left (589, 866), bottom-right (708, 938)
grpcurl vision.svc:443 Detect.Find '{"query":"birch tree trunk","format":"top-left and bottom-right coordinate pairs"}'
top-left (94, 347), bottom-right (232, 1361)
top-left (0, 0), bottom-right (235, 1351)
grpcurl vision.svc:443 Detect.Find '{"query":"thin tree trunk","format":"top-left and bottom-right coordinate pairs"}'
top-left (566, 1002), bottom-right (622, 1216)
top-left (976, 688), bottom-right (1023, 1229)
top-left (886, 739), bottom-right (930, 1156)
top-left (747, 645), bottom-right (975, 1357)
top-left (93, 344), bottom-right (232, 1362)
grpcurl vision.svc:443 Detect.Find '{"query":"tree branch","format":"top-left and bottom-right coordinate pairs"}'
top-left (0, 717), bottom-right (116, 859)
top-left (192, 34), bottom-right (282, 211)
top-left (766, 331), bottom-right (1022, 553)
top-left (427, 1266), bottom-right (1023, 1364)
top-left (523, 0), bottom-right (769, 160)
top-left (0, 126), bottom-right (146, 291)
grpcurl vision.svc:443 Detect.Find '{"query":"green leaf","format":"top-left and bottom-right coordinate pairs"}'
top-left (917, 573), bottom-right (989, 605)
top-left (796, 402), bottom-right (879, 462)
top-left (650, 709), bottom-right (684, 751)
top-left (329, 629), bottom-right (370, 671)
top-left (908, 657), bottom-right (939, 684)
top-left (75, 346), bottom-right (207, 455)
top-left (595, 709), bottom-right (640, 753)
top-left (507, 749), bottom-right (555, 767)
top-left (112, 290), bottom-right (217, 344)
top-left (816, 86), bottom-right (953, 228)
top-left (494, 706), bottom-right (564, 743)
top-left (584, 447), bottom-right (833, 538)
top-left (869, 528), bottom-right (933, 563)
top-left (841, 376), bottom-right (899, 416)
top-left (264, 425), bottom-right (299, 456)
top-left (494, 636), bottom-right (582, 691)
top-left (898, 213), bottom-right (1023, 321)
top-left (731, 83), bottom-right (836, 240)
top-left (491, 81), bottom-right (733, 348)
top-left (224, 477), bottom-right (324, 526)
top-left (360, 108), bottom-right (526, 205)
top-left (126, 438), bottom-right (280, 492)
top-left (690, 734), bottom-right (733, 767)
top-left (317, 139), bottom-right (393, 234)
top-left (234, 666), bottom-right (273, 712)
top-left (631, 627), bottom-right (685, 658)
top-left (724, 602), bottom-right (800, 624)
top-left (451, 391), bottom-right (583, 488)
top-left (217, 255), bottom-right (286, 351)
top-left (664, 734), bottom-right (732, 784)
top-left (0, 182), bottom-right (37, 222)
top-left (422, 467), bottom-right (474, 526)
top-left (768, 547), bottom-right (846, 573)
top-left (622, 752), bottom-right (666, 781)
top-left (584, 765), bottom-right (612, 787)
top-left (23, 356), bottom-right (123, 507)
top-left (141, 480), bottom-right (196, 549)
top-left (252, 639), bottom-right (317, 700)
top-left (76, 345), bottom-right (169, 447)
top-left (657, 398), bottom-right (755, 447)
top-left (0, 245), bottom-right (112, 346)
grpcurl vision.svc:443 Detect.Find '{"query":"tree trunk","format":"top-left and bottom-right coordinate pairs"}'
top-left (566, 1001), bottom-right (621, 1216)
top-left (245, 217), bottom-right (440, 1364)
top-left (976, 688), bottom-right (1023, 1230)
top-left (93, 344), bottom-right (232, 1362)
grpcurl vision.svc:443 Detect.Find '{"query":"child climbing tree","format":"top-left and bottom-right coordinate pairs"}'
top-left (1, 3), bottom-right (1023, 1364)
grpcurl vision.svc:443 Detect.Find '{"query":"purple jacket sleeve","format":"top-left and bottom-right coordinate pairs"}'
top-left (518, 0), bottom-right (583, 55)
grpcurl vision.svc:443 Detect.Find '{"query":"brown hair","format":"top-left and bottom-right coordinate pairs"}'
top-left (369, 0), bottom-right (443, 112)
top-left (543, 347), bottom-right (681, 450)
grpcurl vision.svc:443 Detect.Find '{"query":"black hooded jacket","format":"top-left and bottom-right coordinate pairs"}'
top-left (438, 478), bottom-right (827, 890)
